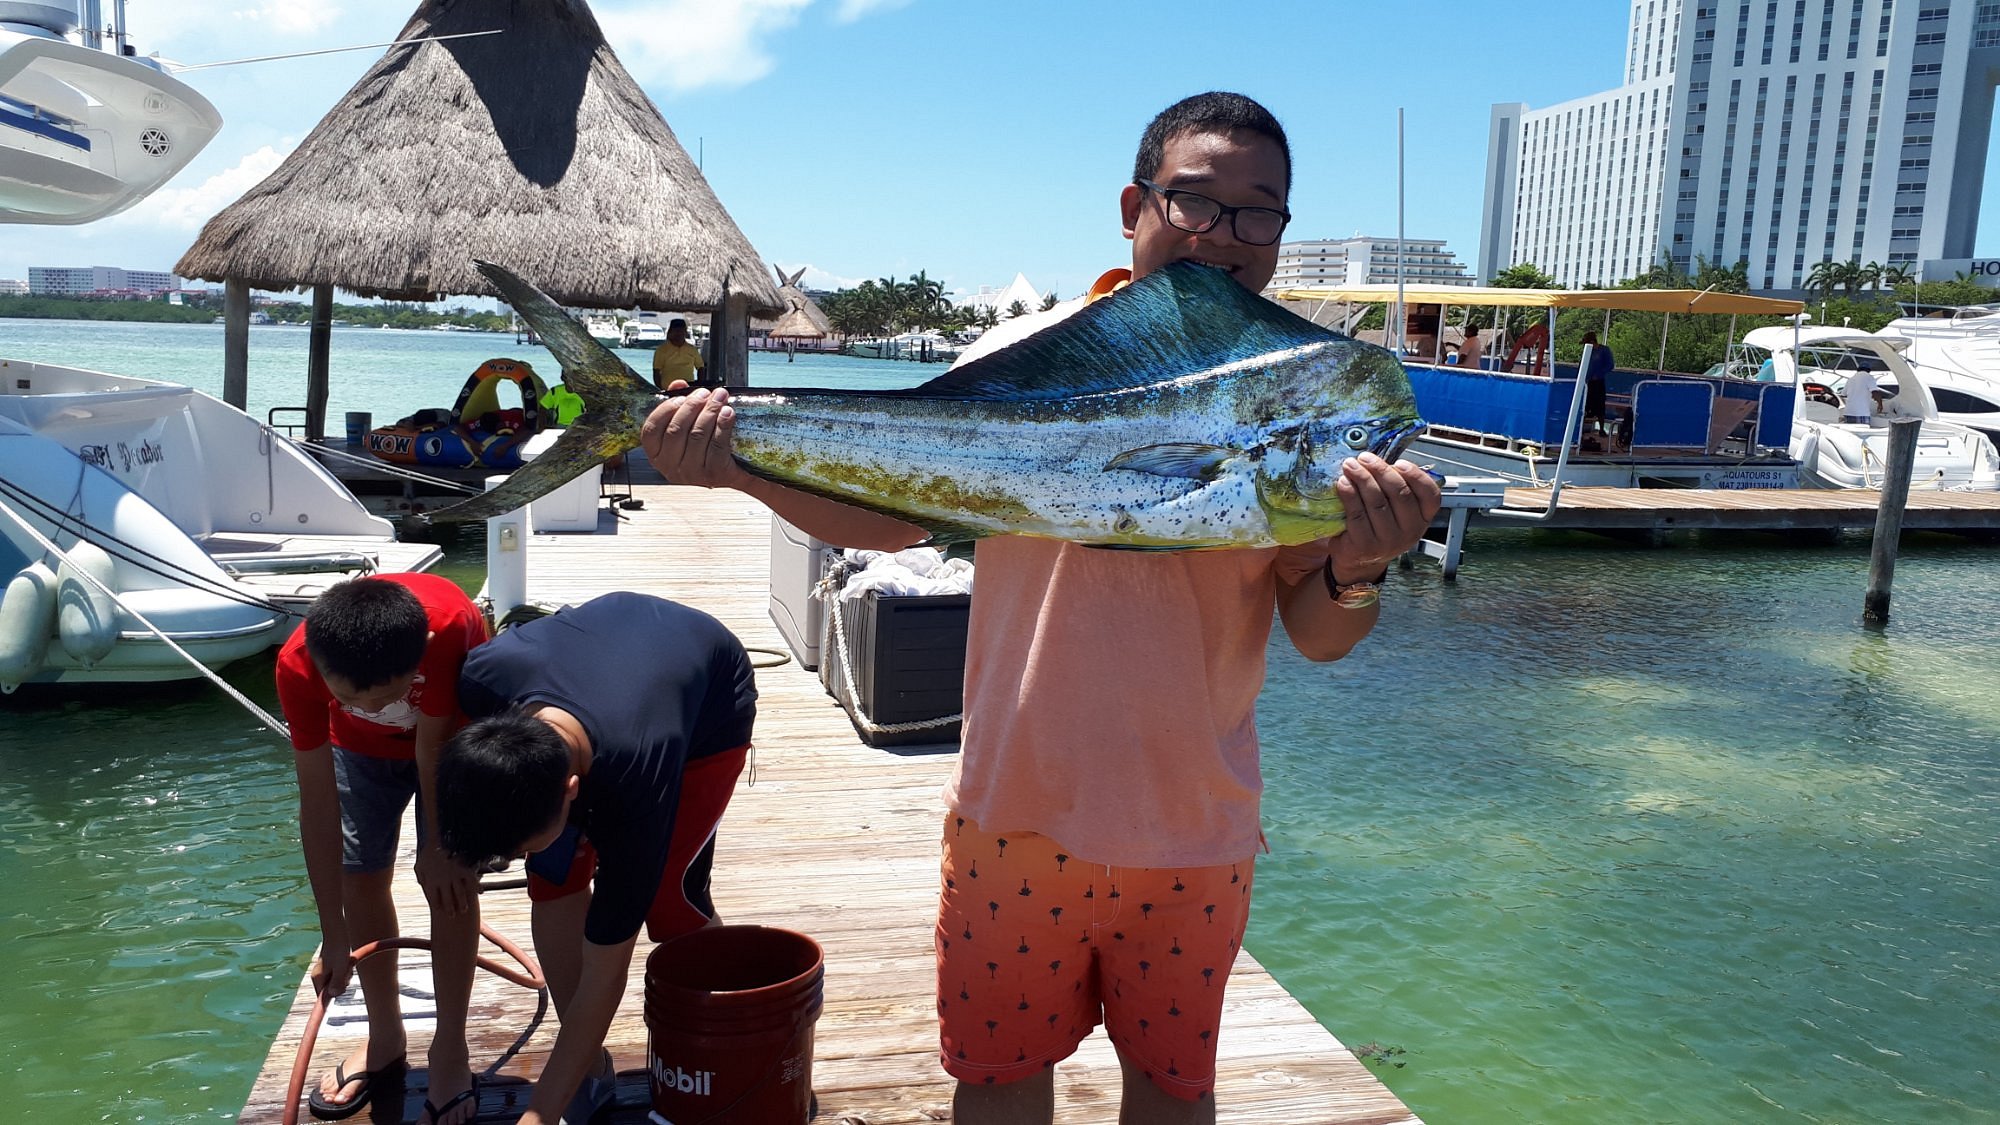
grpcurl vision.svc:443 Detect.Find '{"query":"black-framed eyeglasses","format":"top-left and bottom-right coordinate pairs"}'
top-left (1134, 179), bottom-right (1291, 246)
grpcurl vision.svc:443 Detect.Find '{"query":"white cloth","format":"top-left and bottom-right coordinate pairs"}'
top-left (1842, 370), bottom-right (1878, 422)
top-left (836, 547), bottom-right (974, 598)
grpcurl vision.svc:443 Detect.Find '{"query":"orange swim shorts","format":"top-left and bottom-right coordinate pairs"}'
top-left (934, 813), bottom-right (1255, 1100)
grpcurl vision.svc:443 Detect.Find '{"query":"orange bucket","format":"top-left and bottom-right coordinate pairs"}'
top-left (644, 925), bottom-right (824, 1124)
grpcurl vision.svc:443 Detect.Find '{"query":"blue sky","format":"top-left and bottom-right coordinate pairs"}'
top-left (7, 0), bottom-right (1995, 302)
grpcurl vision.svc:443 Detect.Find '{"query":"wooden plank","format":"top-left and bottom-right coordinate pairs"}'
top-left (1493, 486), bottom-right (2000, 532)
top-left (238, 484), bottom-right (1422, 1125)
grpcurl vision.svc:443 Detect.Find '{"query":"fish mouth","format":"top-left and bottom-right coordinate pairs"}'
top-left (1375, 417), bottom-right (1426, 462)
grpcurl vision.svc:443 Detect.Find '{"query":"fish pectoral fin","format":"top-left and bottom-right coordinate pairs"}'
top-left (1104, 443), bottom-right (1234, 480)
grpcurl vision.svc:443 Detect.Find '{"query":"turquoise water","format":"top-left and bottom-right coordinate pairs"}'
top-left (0, 316), bottom-right (935, 431)
top-left (3, 322), bottom-right (1998, 1122)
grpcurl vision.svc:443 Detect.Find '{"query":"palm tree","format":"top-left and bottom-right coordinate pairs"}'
top-left (1039, 291), bottom-right (1059, 311)
top-left (1804, 259), bottom-right (1838, 301)
top-left (1879, 263), bottom-right (1916, 290)
top-left (1005, 299), bottom-right (1030, 320)
top-left (1858, 260), bottom-right (1884, 294)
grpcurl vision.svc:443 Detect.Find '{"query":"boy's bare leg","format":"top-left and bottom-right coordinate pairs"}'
top-left (1117, 1052), bottom-right (1215, 1125)
top-left (317, 869), bottom-right (405, 1105)
top-left (951, 1070), bottom-right (1054, 1125)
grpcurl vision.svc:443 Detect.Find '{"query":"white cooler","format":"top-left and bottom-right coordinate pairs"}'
top-left (520, 429), bottom-right (602, 533)
top-left (769, 514), bottom-right (833, 670)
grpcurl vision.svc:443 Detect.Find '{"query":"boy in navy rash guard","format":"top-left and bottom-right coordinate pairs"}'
top-left (434, 592), bottom-right (757, 1125)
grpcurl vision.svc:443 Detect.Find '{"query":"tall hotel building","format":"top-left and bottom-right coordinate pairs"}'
top-left (1479, 0), bottom-right (2000, 292)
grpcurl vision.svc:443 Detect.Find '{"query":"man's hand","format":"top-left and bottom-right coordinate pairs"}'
top-left (1327, 453), bottom-right (1443, 580)
top-left (415, 843), bottom-right (476, 917)
top-left (641, 385), bottom-right (751, 489)
top-left (310, 941), bottom-right (354, 1000)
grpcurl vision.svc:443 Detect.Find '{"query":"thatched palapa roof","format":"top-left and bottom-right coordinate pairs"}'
top-left (762, 263), bottom-right (832, 338)
top-left (175, 0), bottom-right (782, 314)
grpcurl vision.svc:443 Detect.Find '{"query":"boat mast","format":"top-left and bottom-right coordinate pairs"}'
top-left (1393, 107), bottom-right (1406, 357)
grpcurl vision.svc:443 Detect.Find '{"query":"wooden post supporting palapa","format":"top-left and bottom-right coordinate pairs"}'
top-left (306, 284), bottom-right (333, 441)
top-left (223, 278), bottom-right (250, 410)
top-left (712, 283), bottom-right (751, 389)
top-left (1863, 417), bottom-right (1922, 625)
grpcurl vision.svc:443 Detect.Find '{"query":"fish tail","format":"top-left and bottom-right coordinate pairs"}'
top-left (426, 419), bottom-right (636, 523)
top-left (474, 260), bottom-right (660, 405)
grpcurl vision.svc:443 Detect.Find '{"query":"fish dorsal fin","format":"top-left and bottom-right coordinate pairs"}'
top-left (475, 261), bottom-right (655, 402)
top-left (909, 260), bottom-right (1337, 401)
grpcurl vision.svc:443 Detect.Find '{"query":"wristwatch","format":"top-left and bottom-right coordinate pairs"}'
top-left (1322, 559), bottom-right (1387, 609)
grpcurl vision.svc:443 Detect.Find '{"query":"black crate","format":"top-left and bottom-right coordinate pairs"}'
top-left (821, 589), bottom-right (969, 748)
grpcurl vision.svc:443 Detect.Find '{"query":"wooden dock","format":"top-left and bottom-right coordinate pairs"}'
top-left (237, 484), bottom-right (1421, 1124)
top-left (1487, 485), bottom-right (2000, 534)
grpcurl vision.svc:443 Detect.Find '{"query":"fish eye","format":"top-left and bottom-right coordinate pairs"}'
top-left (1343, 425), bottom-right (1371, 448)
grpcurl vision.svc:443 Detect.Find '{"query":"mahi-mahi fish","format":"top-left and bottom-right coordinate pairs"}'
top-left (431, 259), bottom-right (1424, 548)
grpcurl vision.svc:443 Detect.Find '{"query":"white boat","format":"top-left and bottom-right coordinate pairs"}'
top-left (1876, 305), bottom-right (2000, 443)
top-left (0, 3), bottom-right (442, 689)
top-left (0, 359), bottom-right (444, 686)
top-left (1272, 283), bottom-right (1806, 490)
top-left (583, 314), bottom-right (622, 349)
top-left (1734, 325), bottom-right (2000, 492)
top-left (620, 317), bottom-right (666, 349)
top-left (0, 3), bottom-right (222, 224)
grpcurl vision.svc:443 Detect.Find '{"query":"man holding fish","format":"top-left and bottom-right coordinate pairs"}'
top-left (637, 92), bottom-right (1440, 1124)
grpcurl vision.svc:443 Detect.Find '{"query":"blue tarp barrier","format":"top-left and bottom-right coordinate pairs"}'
top-left (1406, 365), bottom-right (1575, 445)
top-left (1631, 381), bottom-right (1714, 447)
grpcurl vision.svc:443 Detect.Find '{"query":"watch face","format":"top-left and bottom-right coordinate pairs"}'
top-left (1332, 584), bottom-right (1381, 610)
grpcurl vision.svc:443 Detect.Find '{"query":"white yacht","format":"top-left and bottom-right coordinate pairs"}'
top-left (0, 360), bottom-right (444, 687)
top-left (1735, 326), bottom-right (2000, 492)
top-left (583, 313), bottom-right (622, 349)
top-left (0, 3), bottom-right (440, 688)
top-left (620, 316), bottom-right (666, 349)
top-left (1877, 305), bottom-right (2000, 443)
top-left (0, 2), bottom-right (222, 224)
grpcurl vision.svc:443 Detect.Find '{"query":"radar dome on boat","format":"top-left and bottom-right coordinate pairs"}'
top-left (0, 2), bottom-right (78, 35)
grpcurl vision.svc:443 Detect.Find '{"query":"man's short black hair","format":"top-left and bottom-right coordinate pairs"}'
top-left (435, 709), bottom-right (572, 870)
top-left (303, 577), bottom-right (427, 688)
top-left (1134, 91), bottom-right (1292, 196)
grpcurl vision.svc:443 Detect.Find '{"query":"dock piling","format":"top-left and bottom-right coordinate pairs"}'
top-left (1863, 418), bottom-right (1922, 625)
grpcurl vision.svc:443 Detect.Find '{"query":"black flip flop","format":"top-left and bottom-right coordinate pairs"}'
top-left (420, 1076), bottom-right (479, 1125)
top-left (306, 1054), bottom-right (408, 1121)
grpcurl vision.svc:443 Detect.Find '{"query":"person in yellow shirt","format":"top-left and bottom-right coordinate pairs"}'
top-left (650, 319), bottom-right (707, 390)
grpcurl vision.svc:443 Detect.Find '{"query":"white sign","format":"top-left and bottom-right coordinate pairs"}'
top-left (1922, 259), bottom-right (2000, 286)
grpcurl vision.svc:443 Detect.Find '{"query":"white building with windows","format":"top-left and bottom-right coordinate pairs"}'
top-left (27, 265), bottom-right (179, 295)
top-left (0, 279), bottom-right (27, 295)
top-left (1480, 0), bottom-right (2000, 292)
top-left (1265, 236), bottom-right (1473, 293)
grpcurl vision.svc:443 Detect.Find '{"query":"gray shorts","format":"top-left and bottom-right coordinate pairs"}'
top-left (332, 747), bottom-right (429, 874)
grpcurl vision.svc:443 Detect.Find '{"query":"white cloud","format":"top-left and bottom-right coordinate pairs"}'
top-left (106, 143), bottom-right (293, 233)
top-left (796, 265), bottom-right (864, 291)
top-left (832, 0), bottom-right (912, 21)
top-left (595, 0), bottom-right (813, 93)
top-left (229, 2), bottom-right (345, 36)
top-left (833, 0), bottom-right (911, 22)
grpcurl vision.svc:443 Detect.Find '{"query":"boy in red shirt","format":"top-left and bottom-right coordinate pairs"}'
top-left (274, 573), bottom-right (488, 1123)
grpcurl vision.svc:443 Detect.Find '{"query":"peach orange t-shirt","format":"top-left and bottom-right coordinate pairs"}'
top-left (940, 271), bottom-right (1328, 867)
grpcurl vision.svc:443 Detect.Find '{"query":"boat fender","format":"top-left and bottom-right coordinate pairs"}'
top-left (0, 562), bottom-right (59, 691)
top-left (56, 542), bottom-right (120, 666)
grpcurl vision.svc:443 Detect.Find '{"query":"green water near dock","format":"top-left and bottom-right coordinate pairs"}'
top-left (2, 321), bottom-right (1997, 1121)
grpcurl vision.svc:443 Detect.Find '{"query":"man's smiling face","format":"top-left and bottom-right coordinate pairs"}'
top-left (1120, 127), bottom-right (1289, 294)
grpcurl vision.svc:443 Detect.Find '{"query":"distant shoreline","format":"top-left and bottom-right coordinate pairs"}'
top-left (0, 294), bottom-right (506, 331)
